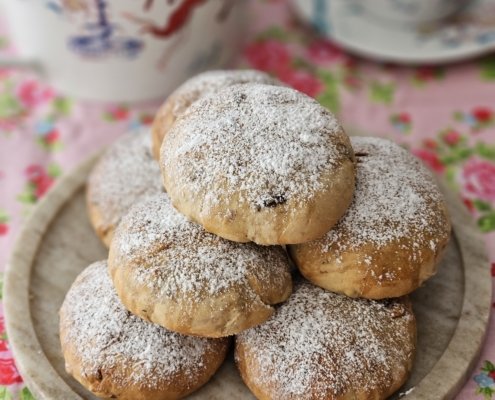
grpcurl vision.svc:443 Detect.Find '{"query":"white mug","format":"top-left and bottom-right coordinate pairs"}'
top-left (1, 0), bottom-right (246, 102)
top-left (353, 0), bottom-right (469, 25)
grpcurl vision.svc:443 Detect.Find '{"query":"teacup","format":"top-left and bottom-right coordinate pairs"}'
top-left (0, 0), bottom-right (246, 102)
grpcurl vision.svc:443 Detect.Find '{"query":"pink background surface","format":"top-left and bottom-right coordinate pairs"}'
top-left (1, 1), bottom-right (495, 398)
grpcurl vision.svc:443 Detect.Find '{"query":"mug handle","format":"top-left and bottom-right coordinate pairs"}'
top-left (0, 56), bottom-right (44, 75)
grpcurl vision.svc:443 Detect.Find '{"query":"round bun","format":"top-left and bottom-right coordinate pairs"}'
top-left (289, 137), bottom-right (451, 299)
top-left (160, 84), bottom-right (355, 245)
top-left (108, 193), bottom-right (292, 338)
top-left (59, 261), bottom-right (229, 400)
top-left (235, 281), bottom-right (416, 400)
top-left (86, 129), bottom-right (163, 247)
top-left (151, 69), bottom-right (279, 159)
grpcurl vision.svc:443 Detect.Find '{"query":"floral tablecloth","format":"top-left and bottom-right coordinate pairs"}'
top-left (1, 0), bottom-right (495, 399)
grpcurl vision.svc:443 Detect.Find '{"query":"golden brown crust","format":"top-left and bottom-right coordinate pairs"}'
top-left (290, 216), bottom-right (449, 299)
top-left (60, 261), bottom-right (229, 400)
top-left (236, 340), bottom-right (414, 400)
top-left (62, 338), bottom-right (228, 400)
top-left (86, 191), bottom-right (114, 247)
top-left (109, 262), bottom-right (289, 339)
top-left (167, 154), bottom-right (356, 246)
top-left (235, 281), bottom-right (416, 400)
top-left (151, 99), bottom-right (176, 160)
top-left (289, 137), bottom-right (451, 299)
top-left (108, 194), bottom-right (292, 338)
top-left (151, 69), bottom-right (279, 160)
top-left (161, 84), bottom-right (356, 245)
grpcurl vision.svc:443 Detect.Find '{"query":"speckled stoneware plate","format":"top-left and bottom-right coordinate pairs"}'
top-left (4, 152), bottom-right (492, 400)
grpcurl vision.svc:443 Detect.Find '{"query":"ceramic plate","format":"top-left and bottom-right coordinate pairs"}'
top-left (291, 0), bottom-right (495, 64)
top-left (3, 154), bottom-right (492, 399)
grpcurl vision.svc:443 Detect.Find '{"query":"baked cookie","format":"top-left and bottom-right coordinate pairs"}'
top-left (160, 84), bottom-right (355, 245)
top-left (289, 137), bottom-right (451, 299)
top-left (151, 69), bottom-right (279, 159)
top-left (108, 193), bottom-right (292, 338)
top-left (235, 281), bottom-right (416, 400)
top-left (60, 261), bottom-right (229, 400)
top-left (86, 129), bottom-right (163, 247)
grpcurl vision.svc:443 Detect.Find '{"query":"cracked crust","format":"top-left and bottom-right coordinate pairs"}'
top-left (289, 137), bottom-right (451, 299)
top-left (235, 281), bottom-right (416, 400)
top-left (59, 261), bottom-right (229, 400)
top-left (108, 193), bottom-right (292, 338)
top-left (151, 70), bottom-right (279, 160)
top-left (160, 84), bottom-right (356, 245)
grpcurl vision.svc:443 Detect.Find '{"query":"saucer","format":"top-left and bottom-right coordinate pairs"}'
top-left (290, 0), bottom-right (495, 64)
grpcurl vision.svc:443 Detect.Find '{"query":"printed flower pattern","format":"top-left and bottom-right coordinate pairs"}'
top-left (413, 127), bottom-right (495, 233)
top-left (413, 148), bottom-right (445, 173)
top-left (480, 55), bottom-right (495, 81)
top-left (461, 159), bottom-right (495, 232)
top-left (103, 105), bottom-right (130, 122)
top-left (35, 120), bottom-right (62, 152)
top-left (245, 39), bottom-right (291, 75)
top-left (0, 276), bottom-right (27, 399)
top-left (442, 129), bottom-right (462, 146)
top-left (16, 80), bottom-right (54, 109)
top-left (128, 113), bottom-right (156, 131)
top-left (0, 77), bottom-right (70, 143)
top-left (18, 164), bottom-right (62, 205)
top-left (306, 39), bottom-right (346, 64)
top-left (390, 112), bottom-right (412, 134)
top-left (0, 2), bottom-right (493, 399)
top-left (411, 66), bottom-right (445, 86)
top-left (277, 68), bottom-right (324, 97)
top-left (0, 81), bottom-right (28, 135)
top-left (138, 113), bottom-right (154, 126)
top-left (245, 39), bottom-right (325, 97)
top-left (0, 211), bottom-right (8, 237)
top-left (341, 59), bottom-right (363, 91)
top-left (463, 159), bottom-right (495, 202)
top-left (0, 360), bottom-right (21, 387)
top-left (369, 80), bottom-right (395, 104)
top-left (475, 361), bottom-right (495, 399)
top-left (454, 107), bottom-right (495, 132)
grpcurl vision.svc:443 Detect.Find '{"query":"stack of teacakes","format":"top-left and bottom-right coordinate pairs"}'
top-left (59, 70), bottom-right (451, 400)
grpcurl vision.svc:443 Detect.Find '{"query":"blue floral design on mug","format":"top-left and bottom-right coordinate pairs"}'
top-left (46, 0), bottom-right (144, 59)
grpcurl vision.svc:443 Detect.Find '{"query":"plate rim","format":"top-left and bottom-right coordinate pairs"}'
top-left (4, 154), bottom-right (99, 400)
top-left (289, 0), bottom-right (495, 65)
top-left (4, 153), bottom-right (492, 400)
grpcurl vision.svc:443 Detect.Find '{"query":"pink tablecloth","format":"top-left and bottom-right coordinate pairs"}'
top-left (1, 1), bottom-right (495, 399)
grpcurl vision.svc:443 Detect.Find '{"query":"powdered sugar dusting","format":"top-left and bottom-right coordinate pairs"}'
top-left (87, 128), bottom-right (163, 228)
top-left (322, 137), bottom-right (447, 252)
top-left (399, 387), bottom-right (415, 397)
top-left (237, 281), bottom-right (415, 399)
top-left (60, 261), bottom-right (224, 389)
top-left (162, 84), bottom-right (350, 212)
top-left (112, 193), bottom-right (291, 302)
top-left (171, 69), bottom-right (279, 117)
